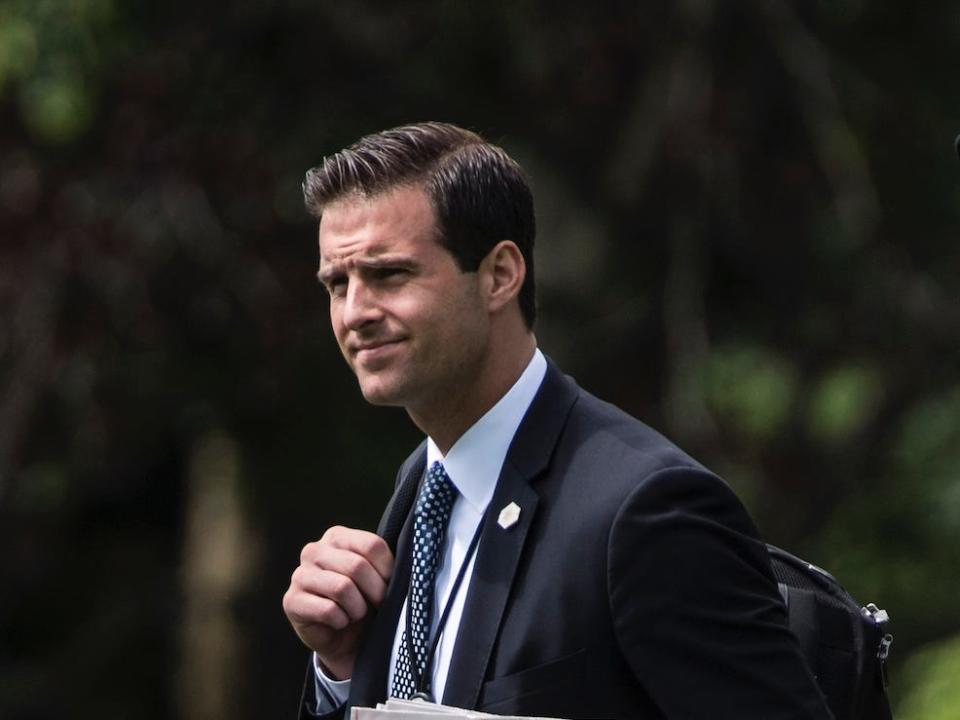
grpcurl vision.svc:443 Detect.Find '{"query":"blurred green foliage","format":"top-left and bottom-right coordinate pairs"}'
top-left (806, 363), bottom-right (883, 444)
top-left (0, 1), bottom-right (958, 718)
top-left (0, 0), bottom-right (122, 144)
top-left (704, 344), bottom-right (798, 442)
top-left (897, 633), bottom-right (960, 720)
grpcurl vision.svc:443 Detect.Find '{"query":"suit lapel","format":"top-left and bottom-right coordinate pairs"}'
top-left (377, 442), bottom-right (427, 553)
top-left (441, 360), bottom-right (580, 709)
top-left (348, 449), bottom-right (425, 710)
top-left (440, 460), bottom-right (539, 709)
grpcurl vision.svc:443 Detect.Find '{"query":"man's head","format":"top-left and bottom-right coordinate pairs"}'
top-left (307, 123), bottom-right (537, 444)
top-left (303, 122), bottom-right (536, 329)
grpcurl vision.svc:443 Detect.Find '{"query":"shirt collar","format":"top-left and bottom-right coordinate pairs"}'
top-left (426, 348), bottom-right (547, 514)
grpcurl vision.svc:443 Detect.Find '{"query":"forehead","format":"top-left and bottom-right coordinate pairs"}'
top-left (318, 185), bottom-right (439, 263)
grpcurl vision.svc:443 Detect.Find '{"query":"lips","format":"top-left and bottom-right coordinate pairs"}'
top-left (352, 338), bottom-right (403, 353)
top-left (352, 339), bottom-right (405, 366)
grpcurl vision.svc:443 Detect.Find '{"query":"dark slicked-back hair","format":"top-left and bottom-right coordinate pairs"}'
top-left (303, 122), bottom-right (537, 328)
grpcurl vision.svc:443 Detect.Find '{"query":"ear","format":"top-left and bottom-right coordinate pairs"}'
top-left (478, 240), bottom-right (526, 314)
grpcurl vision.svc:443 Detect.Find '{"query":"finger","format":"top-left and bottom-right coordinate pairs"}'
top-left (321, 527), bottom-right (394, 581)
top-left (294, 567), bottom-right (369, 622)
top-left (308, 545), bottom-right (390, 606)
top-left (283, 589), bottom-right (350, 631)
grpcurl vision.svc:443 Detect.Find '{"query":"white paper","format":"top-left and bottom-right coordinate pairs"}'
top-left (350, 698), bottom-right (565, 720)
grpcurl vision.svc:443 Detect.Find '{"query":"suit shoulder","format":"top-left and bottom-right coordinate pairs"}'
top-left (563, 386), bottom-right (762, 539)
top-left (563, 385), bottom-right (711, 479)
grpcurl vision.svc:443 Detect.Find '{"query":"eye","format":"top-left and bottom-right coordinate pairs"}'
top-left (372, 267), bottom-right (408, 282)
top-left (325, 275), bottom-right (347, 297)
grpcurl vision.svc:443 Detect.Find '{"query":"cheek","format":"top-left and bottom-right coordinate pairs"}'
top-left (389, 294), bottom-right (433, 328)
top-left (329, 305), bottom-right (347, 341)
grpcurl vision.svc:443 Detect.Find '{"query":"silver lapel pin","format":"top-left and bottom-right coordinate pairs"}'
top-left (497, 501), bottom-right (521, 530)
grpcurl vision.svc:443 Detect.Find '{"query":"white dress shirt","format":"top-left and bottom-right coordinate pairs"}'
top-left (314, 349), bottom-right (547, 710)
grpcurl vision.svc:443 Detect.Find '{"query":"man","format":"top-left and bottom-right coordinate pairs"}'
top-left (283, 122), bottom-right (832, 719)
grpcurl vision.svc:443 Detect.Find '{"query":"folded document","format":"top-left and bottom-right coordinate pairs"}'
top-left (351, 698), bottom-right (564, 720)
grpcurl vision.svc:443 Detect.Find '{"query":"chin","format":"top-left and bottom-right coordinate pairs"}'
top-left (357, 378), bottom-right (405, 407)
top-left (360, 391), bottom-right (400, 407)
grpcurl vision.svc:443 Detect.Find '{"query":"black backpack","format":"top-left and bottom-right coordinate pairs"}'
top-left (767, 545), bottom-right (894, 720)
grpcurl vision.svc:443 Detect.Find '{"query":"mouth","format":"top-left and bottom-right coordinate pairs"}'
top-left (352, 339), bottom-right (405, 365)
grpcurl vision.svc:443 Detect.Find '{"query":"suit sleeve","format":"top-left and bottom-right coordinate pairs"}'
top-left (297, 657), bottom-right (347, 720)
top-left (607, 466), bottom-right (834, 719)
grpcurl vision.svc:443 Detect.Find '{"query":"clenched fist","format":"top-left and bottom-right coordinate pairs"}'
top-left (283, 526), bottom-right (394, 680)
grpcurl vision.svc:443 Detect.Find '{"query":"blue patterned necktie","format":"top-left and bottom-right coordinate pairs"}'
top-left (391, 461), bottom-right (458, 699)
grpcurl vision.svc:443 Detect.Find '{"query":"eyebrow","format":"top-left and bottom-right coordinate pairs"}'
top-left (316, 254), bottom-right (418, 284)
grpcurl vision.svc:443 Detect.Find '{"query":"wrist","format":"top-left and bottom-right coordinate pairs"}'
top-left (314, 653), bottom-right (353, 681)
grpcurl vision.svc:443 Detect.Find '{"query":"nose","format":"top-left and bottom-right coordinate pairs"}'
top-left (341, 278), bottom-right (383, 331)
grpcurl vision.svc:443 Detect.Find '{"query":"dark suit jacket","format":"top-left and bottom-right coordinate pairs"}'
top-left (300, 361), bottom-right (833, 719)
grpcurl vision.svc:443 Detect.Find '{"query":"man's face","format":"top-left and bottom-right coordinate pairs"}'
top-left (317, 185), bottom-right (490, 412)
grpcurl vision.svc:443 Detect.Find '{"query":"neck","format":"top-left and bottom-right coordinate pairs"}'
top-left (409, 333), bottom-right (536, 454)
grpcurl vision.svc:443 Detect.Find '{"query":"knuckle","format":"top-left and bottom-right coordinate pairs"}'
top-left (322, 525), bottom-right (345, 543)
top-left (361, 533), bottom-right (384, 552)
top-left (289, 566), bottom-right (303, 587)
top-left (344, 554), bottom-right (366, 578)
top-left (300, 541), bottom-right (317, 563)
top-left (369, 537), bottom-right (390, 564)
top-left (329, 574), bottom-right (353, 599)
top-left (316, 600), bottom-right (345, 628)
top-left (282, 589), bottom-right (303, 618)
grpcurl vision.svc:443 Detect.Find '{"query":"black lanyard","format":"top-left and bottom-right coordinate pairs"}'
top-left (405, 517), bottom-right (485, 701)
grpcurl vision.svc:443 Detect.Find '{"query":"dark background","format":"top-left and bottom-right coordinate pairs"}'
top-left (1, 2), bottom-right (959, 718)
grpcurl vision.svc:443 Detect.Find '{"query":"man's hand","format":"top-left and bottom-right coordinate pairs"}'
top-left (283, 526), bottom-right (394, 680)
